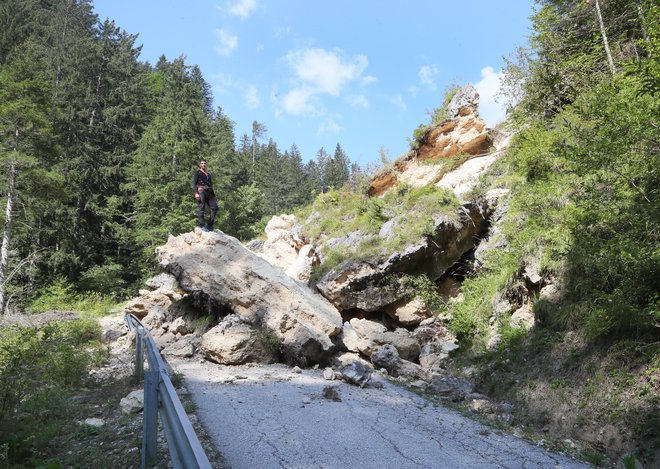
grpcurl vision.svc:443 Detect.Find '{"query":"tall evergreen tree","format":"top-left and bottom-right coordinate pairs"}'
top-left (0, 48), bottom-right (56, 312)
top-left (126, 56), bottom-right (213, 271)
top-left (325, 143), bottom-right (350, 190)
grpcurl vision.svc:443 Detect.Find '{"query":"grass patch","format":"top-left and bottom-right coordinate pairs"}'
top-left (300, 184), bottom-right (460, 281)
top-left (30, 277), bottom-right (123, 318)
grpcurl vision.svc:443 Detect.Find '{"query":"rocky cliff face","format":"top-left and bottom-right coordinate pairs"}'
top-left (368, 84), bottom-right (493, 198)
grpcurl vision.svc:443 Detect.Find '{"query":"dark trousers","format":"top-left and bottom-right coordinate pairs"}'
top-left (197, 190), bottom-right (218, 227)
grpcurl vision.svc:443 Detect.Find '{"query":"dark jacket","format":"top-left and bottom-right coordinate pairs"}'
top-left (193, 169), bottom-right (214, 195)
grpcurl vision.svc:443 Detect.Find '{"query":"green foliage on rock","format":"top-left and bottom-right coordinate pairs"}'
top-left (299, 184), bottom-right (460, 278)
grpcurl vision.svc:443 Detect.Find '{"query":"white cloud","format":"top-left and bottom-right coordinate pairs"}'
top-left (282, 87), bottom-right (318, 116)
top-left (361, 75), bottom-right (377, 86)
top-left (391, 94), bottom-right (406, 111)
top-left (348, 94), bottom-right (369, 109)
top-left (278, 47), bottom-right (371, 117)
top-left (226, 0), bottom-right (257, 18)
top-left (274, 25), bottom-right (291, 38)
top-left (474, 66), bottom-right (506, 127)
top-left (214, 28), bottom-right (238, 56)
top-left (418, 64), bottom-right (438, 90)
top-left (317, 118), bottom-right (343, 136)
top-left (245, 85), bottom-right (261, 109)
top-left (285, 48), bottom-right (368, 96)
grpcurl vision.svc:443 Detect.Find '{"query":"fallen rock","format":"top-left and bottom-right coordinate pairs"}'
top-left (260, 214), bottom-right (303, 270)
top-left (371, 344), bottom-right (426, 380)
top-left (341, 360), bottom-right (372, 387)
top-left (343, 318), bottom-right (420, 361)
top-left (145, 272), bottom-right (180, 291)
top-left (316, 203), bottom-right (488, 313)
top-left (169, 317), bottom-right (188, 335)
top-left (201, 315), bottom-right (278, 365)
top-left (510, 303), bottom-right (535, 330)
top-left (323, 367), bottom-right (336, 380)
top-left (427, 375), bottom-right (473, 401)
top-left (370, 343), bottom-right (400, 372)
top-left (120, 390), bottom-right (144, 415)
top-left (322, 386), bottom-right (342, 401)
top-left (156, 229), bottom-right (343, 365)
top-left (162, 337), bottom-right (196, 359)
top-left (124, 289), bottom-right (182, 320)
top-left (383, 298), bottom-right (430, 327)
top-left (82, 418), bottom-right (105, 428)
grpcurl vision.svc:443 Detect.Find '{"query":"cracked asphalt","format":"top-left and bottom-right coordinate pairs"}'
top-left (171, 360), bottom-right (591, 469)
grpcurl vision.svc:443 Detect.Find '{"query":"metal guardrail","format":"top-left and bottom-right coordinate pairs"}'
top-left (125, 314), bottom-right (212, 469)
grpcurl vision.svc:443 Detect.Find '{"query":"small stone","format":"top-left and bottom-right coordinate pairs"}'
top-left (82, 418), bottom-right (105, 428)
top-left (322, 386), bottom-right (341, 402)
top-left (323, 368), bottom-right (335, 380)
top-left (292, 366), bottom-right (302, 374)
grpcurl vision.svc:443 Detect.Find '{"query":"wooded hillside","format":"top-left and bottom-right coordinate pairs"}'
top-left (0, 0), bottom-right (357, 312)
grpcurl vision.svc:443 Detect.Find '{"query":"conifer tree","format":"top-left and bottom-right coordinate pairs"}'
top-left (126, 57), bottom-right (212, 270)
top-left (325, 143), bottom-right (350, 190)
top-left (0, 49), bottom-right (56, 312)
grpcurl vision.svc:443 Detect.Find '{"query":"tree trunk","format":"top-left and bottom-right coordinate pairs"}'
top-left (637, 0), bottom-right (652, 53)
top-left (0, 161), bottom-right (17, 314)
top-left (595, 0), bottom-right (616, 75)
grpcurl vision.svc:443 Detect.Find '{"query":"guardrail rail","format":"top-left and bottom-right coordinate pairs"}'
top-left (125, 314), bottom-right (212, 469)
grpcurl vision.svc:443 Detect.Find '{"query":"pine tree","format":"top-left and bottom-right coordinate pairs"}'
top-left (126, 57), bottom-right (213, 271)
top-left (325, 143), bottom-right (350, 190)
top-left (0, 49), bottom-right (56, 312)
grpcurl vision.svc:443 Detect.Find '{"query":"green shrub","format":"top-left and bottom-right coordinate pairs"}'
top-left (399, 273), bottom-right (444, 313)
top-left (78, 263), bottom-right (127, 294)
top-left (0, 320), bottom-right (105, 465)
top-left (30, 277), bottom-right (120, 317)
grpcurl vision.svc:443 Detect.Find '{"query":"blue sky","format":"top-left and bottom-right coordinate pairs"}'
top-left (93, 0), bottom-right (533, 166)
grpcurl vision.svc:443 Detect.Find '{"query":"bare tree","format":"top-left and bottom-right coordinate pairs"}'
top-left (594, 0), bottom-right (617, 75)
top-left (0, 159), bottom-right (17, 313)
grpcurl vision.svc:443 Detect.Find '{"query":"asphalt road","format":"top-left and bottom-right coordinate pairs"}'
top-left (171, 359), bottom-right (591, 469)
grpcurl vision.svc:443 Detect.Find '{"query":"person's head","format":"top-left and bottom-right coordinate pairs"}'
top-left (198, 160), bottom-right (207, 169)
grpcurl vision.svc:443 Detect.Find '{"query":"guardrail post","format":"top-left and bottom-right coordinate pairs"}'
top-left (135, 326), bottom-right (144, 379)
top-left (126, 313), bottom-right (212, 469)
top-left (142, 370), bottom-right (159, 468)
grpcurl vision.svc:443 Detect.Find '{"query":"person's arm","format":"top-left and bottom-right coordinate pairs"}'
top-left (193, 171), bottom-right (201, 199)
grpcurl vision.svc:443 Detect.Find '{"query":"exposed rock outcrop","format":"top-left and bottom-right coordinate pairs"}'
top-left (258, 214), bottom-right (318, 283)
top-left (368, 84), bottom-right (493, 198)
top-left (316, 202), bottom-right (489, 313)
top-left (156, 228), bottom-right (343, 365)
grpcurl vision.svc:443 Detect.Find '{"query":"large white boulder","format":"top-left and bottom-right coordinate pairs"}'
top-left (156, 229), bottom-right (343, 365)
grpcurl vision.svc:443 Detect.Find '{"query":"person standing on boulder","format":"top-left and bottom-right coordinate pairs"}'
top-left (192, 160), bottom-right (218, 231)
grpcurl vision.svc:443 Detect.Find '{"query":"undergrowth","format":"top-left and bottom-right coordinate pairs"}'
top-left (444, 75), bottom-right (659, 466)
top-left (29, 277), bottom-right (122, 318)
top-left (0, 319), bottom-right (108, 467)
